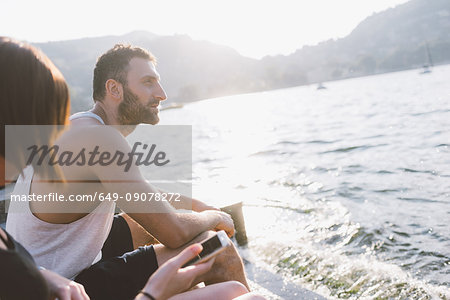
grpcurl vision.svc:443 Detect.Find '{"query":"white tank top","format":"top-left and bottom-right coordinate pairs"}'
top-left (6, 112), bottom-right (115, 279)
top-left (69, 111), bottom-right (105, 124)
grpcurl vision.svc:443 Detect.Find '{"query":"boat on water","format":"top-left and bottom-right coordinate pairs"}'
top-left (316, 82), bottom-right (326, 90)
top-left (420, 43), bottom-right (433, 74)
top-left (421, 65), bottom-right (432, 74)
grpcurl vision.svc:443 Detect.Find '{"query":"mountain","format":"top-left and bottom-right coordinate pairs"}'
top-left (33, 0), bottom-right (450, 112)
top-left (277, 0), bottom-right (450, 82)
top-left (36, 31), bottom-right (261, 111)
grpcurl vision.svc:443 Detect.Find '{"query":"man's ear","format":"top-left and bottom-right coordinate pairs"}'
top-left (105, 79), bottom-right (123, 100)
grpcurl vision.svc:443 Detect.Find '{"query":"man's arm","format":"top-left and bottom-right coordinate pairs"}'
top-left (126, 209), bottom-right (234, 249)
top-left (88, 127), bottom-right (234, 248)
top-left (156, 188), bottom-right (220, 212)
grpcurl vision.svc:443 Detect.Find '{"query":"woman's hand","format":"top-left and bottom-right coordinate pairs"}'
top-left (40, 269), bottom-right (90, 300)
top-left (140, 244), bottom-right (214, 300)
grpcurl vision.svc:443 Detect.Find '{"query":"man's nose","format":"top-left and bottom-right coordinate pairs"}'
top-left (155, 83), bottom-right (167, 101)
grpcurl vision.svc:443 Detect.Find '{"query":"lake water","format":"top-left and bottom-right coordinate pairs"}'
top-left (158, 65), bottom-right (450, 299)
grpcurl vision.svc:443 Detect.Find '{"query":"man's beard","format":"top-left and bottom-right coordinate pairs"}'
top-left (118, 86), bottom-right (159, 125)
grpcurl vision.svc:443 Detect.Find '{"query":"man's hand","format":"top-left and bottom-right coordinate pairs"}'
top-left (140, 244), bottom-right (214, 300)
top-left (192, 199), bottom-right (220, 212)
top-left (209, 210), bottom-right (235, 237)
top-left (40, 269), bottom-right (89, 300)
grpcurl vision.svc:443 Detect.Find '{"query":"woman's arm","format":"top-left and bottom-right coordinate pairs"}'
top-left (136, 244), bottom-right (214, 300)
top-left (135, 244), bottom-right (264, 300)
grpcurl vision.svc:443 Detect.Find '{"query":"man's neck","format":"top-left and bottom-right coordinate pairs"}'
top-left (90, 102), bottom-right (136, 137)
top-left (90, 103), bottom-right (110, 125)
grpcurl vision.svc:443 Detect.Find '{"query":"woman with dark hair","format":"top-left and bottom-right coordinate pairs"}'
top-left (0, 36), bottom-right (70, 170)
top-left (0, 37), bottom-right (89, 300)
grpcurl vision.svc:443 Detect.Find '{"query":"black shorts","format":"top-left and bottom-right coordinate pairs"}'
top-left (75, 215), bottom-right (159, 300)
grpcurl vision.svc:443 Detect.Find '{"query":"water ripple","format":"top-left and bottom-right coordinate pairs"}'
top-left (410, 108), bottom-right (450, 116)
top-left (374, 189), bottom-right (401, 193)
top-left (305, 139), bottom-right (337, 144)
top-left (321, 145), bottom-right (368, 154)
top-left (398, 197), bottom-right (441, 203)
top-left (400, 168), bottom-right (438, 175)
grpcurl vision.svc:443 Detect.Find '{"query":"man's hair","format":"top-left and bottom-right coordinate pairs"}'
top-left (0, 37), bottom-right (70, 169)
top-left (93, 44), bottom-right (156, 102)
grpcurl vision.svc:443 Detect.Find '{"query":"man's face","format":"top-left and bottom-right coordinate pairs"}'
top-left (118, 57), bottom-right (167, 125)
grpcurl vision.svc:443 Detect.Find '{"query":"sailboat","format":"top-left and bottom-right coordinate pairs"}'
top-left (316, 82), bottom-right (326, 90)
top-left (420, 43), bottom-right (433, 74)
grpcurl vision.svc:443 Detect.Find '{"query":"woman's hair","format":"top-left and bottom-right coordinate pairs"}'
top-left (0, 37), bottom-right (70, 173)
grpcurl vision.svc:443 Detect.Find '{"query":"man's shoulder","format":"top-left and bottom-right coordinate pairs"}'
top-left (57, 124), bottom-right (126, 151)
top-left (51, 124), bottom-right (134, 180)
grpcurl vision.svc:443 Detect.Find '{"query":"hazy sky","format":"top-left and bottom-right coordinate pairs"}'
top-left (1, 0), bottom-right (409, 58)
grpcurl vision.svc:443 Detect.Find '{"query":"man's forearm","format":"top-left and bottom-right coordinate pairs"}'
top-left (158, 188), bottom-right (193, 210)
top-left (115, 182), bottom-right (231, 248)
top-left (157, 188), bottom-right (217, 212)
top-left (174, 211), bottom-right (221, 241)
top-left (127, 210), bottom-right (223, 249)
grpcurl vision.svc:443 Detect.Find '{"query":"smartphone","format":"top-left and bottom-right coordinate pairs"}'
top-left (182, 230), bottom-right (230, 268)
